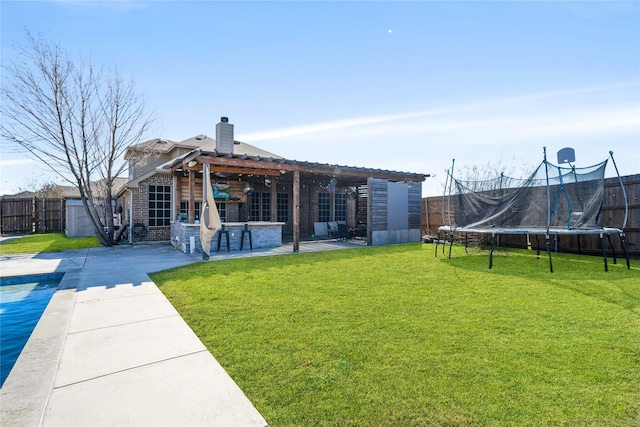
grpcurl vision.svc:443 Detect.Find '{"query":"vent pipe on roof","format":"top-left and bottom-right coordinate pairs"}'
top-left (216, 117), bottom-right (234, 155)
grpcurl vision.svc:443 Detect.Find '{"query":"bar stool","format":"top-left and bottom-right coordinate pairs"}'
top-left (216, 225), bottom-right (230, 252)
top-left (240, 223), bottom-right (253, 250)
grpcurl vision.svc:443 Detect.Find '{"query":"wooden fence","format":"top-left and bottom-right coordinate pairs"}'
top-left (422, 174), bottom-right (640, 258)
top-left (1, 198), bottom-right (66, 234)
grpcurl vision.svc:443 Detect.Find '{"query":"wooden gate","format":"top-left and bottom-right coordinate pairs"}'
top-left (1, 198), bottom-right (66, 234)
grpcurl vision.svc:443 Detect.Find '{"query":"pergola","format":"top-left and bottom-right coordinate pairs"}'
top-left (170, 149), bottom-right (428, 251)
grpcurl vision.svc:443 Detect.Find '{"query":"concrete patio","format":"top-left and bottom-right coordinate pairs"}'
top-left (0, 239), bottom-right (364, 426)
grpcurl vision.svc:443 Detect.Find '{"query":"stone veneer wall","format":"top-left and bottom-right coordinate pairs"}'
top-left (171, 222), bottom-right (283, 254)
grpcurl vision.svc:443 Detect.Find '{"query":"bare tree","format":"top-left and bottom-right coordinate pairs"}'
top-left (1, 33), bottom-right (153, 246)
top-left (451, 159), bottom-right (535, 193)
top-left (17, 177), bottom-right (65, 198)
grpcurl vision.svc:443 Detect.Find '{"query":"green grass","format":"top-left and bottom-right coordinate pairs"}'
top-left (152, 244), bottom-right (640, 426)
top-left (0, 232), bottom-right (101, 254)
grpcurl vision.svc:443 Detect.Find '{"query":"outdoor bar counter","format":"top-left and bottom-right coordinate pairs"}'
top-left (171, 221), bottom-right (285, 254)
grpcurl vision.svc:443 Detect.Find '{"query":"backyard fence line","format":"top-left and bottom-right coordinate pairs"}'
top-left (1, 197), bottom-right (66, 235)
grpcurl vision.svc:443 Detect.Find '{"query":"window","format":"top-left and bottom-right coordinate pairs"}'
top-left (179, 201), bottom-right (201, 221)
top-left (250, 192), bottom-right (271, 221)
top-left (277, 193), bottom-right (289, 222)
top-left (318, 192), bottom-right (330, 222)
top-left (250, 193), bottom-right (260, 221)
top-left (261, 193), bottom-right (271, 221)
top-left (216, 202), bottom-right (227, 222)
top-left (148, 185), bottom-right (171, 227)
top-left (335, 193), bottom-right (346, 222)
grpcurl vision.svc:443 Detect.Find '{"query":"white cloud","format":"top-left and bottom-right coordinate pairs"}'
top-left (236, 82), bottom-right (639, 198)
top-left (239, 82), bottom-right (640, 145)
top-left (50, 0), bottom-right (145, 12)
top-left (0, 158), bottom-right (37, 167)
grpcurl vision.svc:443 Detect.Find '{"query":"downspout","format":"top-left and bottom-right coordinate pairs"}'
top-left (128, 188), bottom-right (133, 244)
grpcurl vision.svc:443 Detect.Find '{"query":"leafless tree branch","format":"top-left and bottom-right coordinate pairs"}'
top-left (1, 32), bottom-right (153, 246)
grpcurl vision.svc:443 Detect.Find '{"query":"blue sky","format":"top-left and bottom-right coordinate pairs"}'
top-left (1, 0), bottom-right (639, 196)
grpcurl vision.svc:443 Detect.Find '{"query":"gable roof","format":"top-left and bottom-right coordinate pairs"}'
top-left (125, 128), bottom-right (428, 189)
top-left (126, 135), bottom-right (282, 160)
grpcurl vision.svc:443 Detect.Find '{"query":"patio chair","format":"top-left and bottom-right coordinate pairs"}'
top-left (337, 223), bottom-right (350, 240)
top-left (355, 224), bottom-right (367, 238)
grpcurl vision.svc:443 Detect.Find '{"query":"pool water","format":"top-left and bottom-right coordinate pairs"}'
top-left (0, 274), bottom-right (62, 387)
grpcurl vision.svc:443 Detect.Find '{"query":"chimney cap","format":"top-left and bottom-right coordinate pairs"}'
top-left (220, 116), bottom-right (229, 123)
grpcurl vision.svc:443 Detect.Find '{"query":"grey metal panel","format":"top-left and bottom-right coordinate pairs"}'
top-left (372, 229), bottom-right (422, 245)
top-left (387, 181), bottom-right (408, 230)
top-left (408, 181), bottom-right (422, 229)
top-left (368, 178), bottom-right (388, 232)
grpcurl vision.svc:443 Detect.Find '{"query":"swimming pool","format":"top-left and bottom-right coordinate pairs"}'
top-left (0, 273), bottom-right (63, 387)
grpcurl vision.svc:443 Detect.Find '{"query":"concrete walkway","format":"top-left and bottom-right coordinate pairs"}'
top-left (0, 239), bottom-right (363, 426)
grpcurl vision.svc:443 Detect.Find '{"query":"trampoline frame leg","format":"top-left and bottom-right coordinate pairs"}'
top-left (620, 233), bottom-right (630, 269)
top-left (600, 233), bottom-right (608, 272)
top-left (577, 235), bottom-right (582, 254)
top-left (606, 234), bottom-right (617, 265)
top-left (489, 233), bottom-right (495, 269)
top-left (545, 234), bottom-right (554, 273)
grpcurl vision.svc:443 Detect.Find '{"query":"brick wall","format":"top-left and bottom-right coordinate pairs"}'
top-left (132, 173), bottom-right (173, 241)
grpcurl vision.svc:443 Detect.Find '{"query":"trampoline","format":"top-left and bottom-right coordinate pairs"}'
top-left (436, 148), bottom-right (630, 272)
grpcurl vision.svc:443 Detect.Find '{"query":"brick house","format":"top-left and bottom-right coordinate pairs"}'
top-left (117, 117), bottom-right (429, 251)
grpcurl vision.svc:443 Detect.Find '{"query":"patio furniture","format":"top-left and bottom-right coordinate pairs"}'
top-left (355, 224), bottom-right (367, 238)
top-left (240, 223), bottom-right (253, 250)
top-left (337, 223), bottom-right (351, 240)
top-left (216, 225), bottom-right (230, 252)
top-left (327, 221), bottom-right (339, 238)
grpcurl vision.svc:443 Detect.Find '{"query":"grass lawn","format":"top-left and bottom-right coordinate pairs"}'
top-left (0, 232), bottom-right (100, 254)
top-left (152, 244), bottom-right (639, 426)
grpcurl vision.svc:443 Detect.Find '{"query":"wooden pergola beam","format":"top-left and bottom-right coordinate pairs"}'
top-left (293, 171), bottom-right (300, 252)
top-left (194, 155), bottom-right (426, 182)
top-left (209, 165), bottom-right (283, 177)
top-left (195, 155), bottom-right (296, 172)
top-left (188, 170), bottom-right (195, 224)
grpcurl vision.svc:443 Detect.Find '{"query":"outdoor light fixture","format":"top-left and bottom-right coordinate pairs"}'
top-left (327, 177), bottom-right (337, 193)
top-left (242, 182), bottom-right (254, 194)
top-left (187, 160), bottom-right (197, 167)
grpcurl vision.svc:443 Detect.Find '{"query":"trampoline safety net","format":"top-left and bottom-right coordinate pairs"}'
top-left (438, 152), bottom-right (630, 272)
top-left (453, 160), bottom-right (607, 231)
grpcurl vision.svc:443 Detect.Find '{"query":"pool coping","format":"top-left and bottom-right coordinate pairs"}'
top-left (0, 271), bottom-right (66, 389)
top-left (0, 268), bottom-right (81, 426)
top-left (0, 272), bottom-right (65, 285)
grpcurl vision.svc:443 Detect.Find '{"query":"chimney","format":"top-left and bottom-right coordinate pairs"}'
top-left (216, 116), bottom-right (234, 155)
